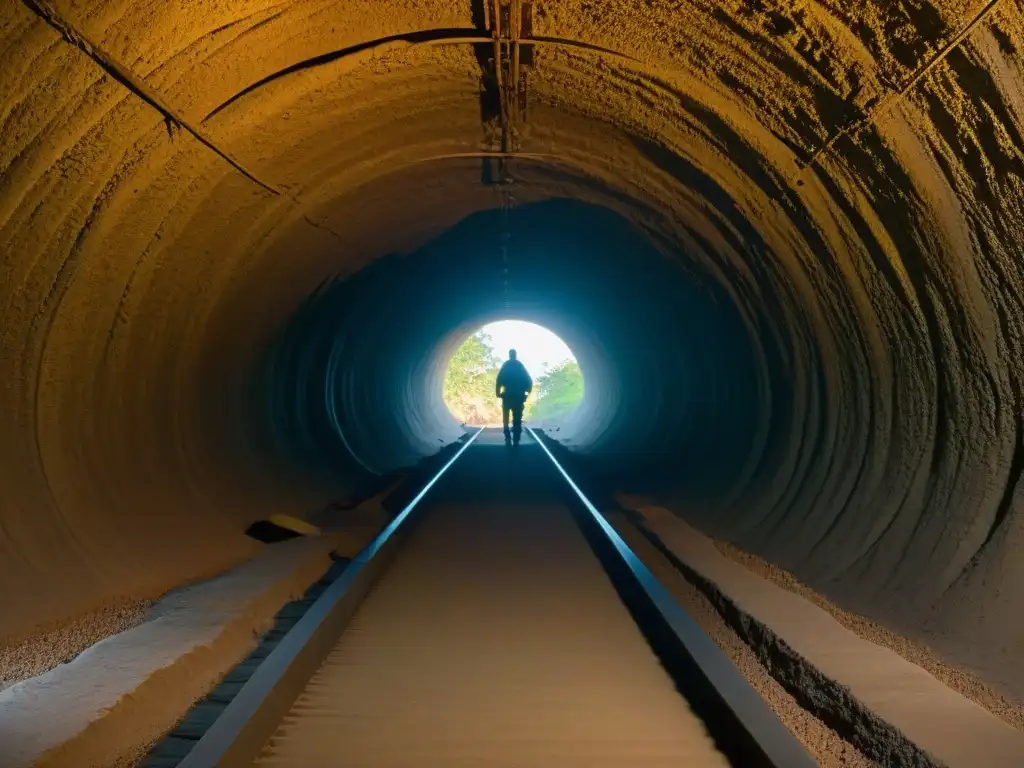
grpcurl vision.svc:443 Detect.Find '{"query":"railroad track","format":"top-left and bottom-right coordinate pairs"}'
top-left (161, 428), bottom-right (815, 767)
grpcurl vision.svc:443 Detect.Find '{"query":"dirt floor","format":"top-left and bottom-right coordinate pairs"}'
top-left (608, 512), bottom-right (877, 768)
top-left (713, 540), bottom-right (1024, 734)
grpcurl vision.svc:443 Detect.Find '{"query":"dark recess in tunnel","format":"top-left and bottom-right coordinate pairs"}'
top-left (261, 198), bottom-right (765, 503)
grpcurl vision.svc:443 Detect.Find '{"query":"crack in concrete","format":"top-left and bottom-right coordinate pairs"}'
top-left (20, 0), bottom-right (282, 196)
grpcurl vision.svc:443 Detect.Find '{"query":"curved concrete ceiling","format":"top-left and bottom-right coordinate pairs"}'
top-left (3, 0), bottom-right (1024, 695)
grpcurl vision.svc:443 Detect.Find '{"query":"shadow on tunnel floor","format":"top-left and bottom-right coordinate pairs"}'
top-left (426, 428), bottom-right (570, 506)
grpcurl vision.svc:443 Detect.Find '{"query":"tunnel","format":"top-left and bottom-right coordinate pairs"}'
top-left (3, 0), bottom-right (1024, 704)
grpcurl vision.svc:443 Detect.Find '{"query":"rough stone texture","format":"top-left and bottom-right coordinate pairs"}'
top-left (0, 600), bottom-right (151, 691)
top-left (624, 502), bottom-right (1024, 768)
top-left (0, 535), bottom-right (339, 768)
top-left (2, 0), bottom-right (1024, 714)
top-left (713, 538), bottom-right (1024, 731)
top-left (606, 510), bottom-right (878, 768)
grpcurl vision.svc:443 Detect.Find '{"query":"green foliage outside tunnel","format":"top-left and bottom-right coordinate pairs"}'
top-left (443, 333), bottom-right (502, 424)
top-left (527, 359), bottom-right (583, 422)
top-left (443, 331), bottom-right (583, 425)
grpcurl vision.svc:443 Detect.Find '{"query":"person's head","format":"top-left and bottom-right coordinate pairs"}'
top-left (508, 349), bottom-right (517, 360)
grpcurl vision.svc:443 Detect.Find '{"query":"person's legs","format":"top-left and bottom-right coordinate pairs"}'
top-left (511, 402), bottom-right (524, 444)
top-left (502, 402), bottom-right (511, 443)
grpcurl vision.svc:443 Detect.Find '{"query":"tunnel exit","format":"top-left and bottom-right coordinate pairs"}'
top-left (442, 320), bottom-right (584, 428)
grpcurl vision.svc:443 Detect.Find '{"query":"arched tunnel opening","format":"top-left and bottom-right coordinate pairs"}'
top-left (4, 0), bottom-right (1024, 758)
top-left (270, 199), bottom-right (760, 497)
top-left (440, 318), bottom-right (584, 427)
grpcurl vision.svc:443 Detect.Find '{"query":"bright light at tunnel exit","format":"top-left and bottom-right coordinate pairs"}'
top-left (482, 320), bottom-right (573, 374)
top-left (443, 320), bottom-right (583, 426)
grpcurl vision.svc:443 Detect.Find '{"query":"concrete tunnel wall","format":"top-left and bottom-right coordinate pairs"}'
top-left (3, 0), bottom-right (1024, 697)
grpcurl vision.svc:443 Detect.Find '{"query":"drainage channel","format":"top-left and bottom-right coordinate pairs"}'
top-left (142, 555), bottom-right (353, 768)
top-left (143, 430), bottom-right (483, 767)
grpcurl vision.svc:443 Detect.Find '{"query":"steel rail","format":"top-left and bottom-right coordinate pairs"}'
top-left (528, 427), bottom-right (818, 768)
top-left (176, 426), bottom-right (815, 767)
top-left (177, 428), bottom-right (483, 768)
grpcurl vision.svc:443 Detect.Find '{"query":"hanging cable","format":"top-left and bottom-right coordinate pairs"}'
top-left (498, 180), bottom-right (512, 311)
top-left (488, 0), bottom-right (529, 313)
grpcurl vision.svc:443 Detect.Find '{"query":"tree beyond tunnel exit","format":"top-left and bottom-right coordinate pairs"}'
top-left (443, 324), bottom-right (583, 426)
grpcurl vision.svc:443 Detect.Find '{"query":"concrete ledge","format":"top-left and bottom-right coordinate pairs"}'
top-left (622, 502), bottom-right (1024, 768)
top-left (310, 483), bottom-right (396, 536)
top-left (0, 535), bottom-right (341, 768)
top-left (176, 429), bottom-right (481, 768)
top-left (0, 459), bottom-right (438, 766)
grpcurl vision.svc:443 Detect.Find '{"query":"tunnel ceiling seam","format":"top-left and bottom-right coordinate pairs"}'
top-left (797, 0), bottom-right (1007, 181)
top-left (200, 30), bottom-right (636, 124)
top-left (19, 0), bottom-right (283, 196)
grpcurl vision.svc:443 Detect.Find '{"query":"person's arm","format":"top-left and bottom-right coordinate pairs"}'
top-left (495, 365), bottom-right (504, 398)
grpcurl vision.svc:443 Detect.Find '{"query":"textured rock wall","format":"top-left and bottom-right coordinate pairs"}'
top-left (2, 0), bottom-right (1024, 695)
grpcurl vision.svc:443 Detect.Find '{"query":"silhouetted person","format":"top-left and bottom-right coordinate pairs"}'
top-left (495, 349), bottom-right (532, 445)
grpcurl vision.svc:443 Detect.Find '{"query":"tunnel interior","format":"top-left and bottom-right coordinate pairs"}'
top-left (275, 199), bottom-right (761, 496)
top-left (4, 0), bottom-right (1024, 700)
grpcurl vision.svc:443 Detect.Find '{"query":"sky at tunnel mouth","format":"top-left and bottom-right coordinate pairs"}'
top-left (478, 320), bottom-right (576, 375)
top-left (5, 0), bottom-right (1024, 706)
top-left (441, 319), bottom-right (584, 426)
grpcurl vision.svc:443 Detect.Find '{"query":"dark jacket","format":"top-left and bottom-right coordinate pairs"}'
top-left (496, 359), bottom-right (533, 403)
